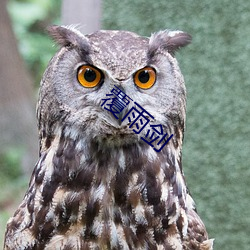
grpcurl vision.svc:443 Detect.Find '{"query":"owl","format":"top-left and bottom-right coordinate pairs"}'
top-left (4, 25), bottom-right (213, 250)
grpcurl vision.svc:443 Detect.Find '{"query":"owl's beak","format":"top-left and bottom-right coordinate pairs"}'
top-left (118, 107), bottom-right (128, 125)
top-left (116, 85), bottom-right (128, 126)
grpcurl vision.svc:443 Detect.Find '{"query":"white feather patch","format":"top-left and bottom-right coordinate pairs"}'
top-left (110, 221), bottom-right (119, 248)
top-left (118, 149), bottom-right (126, 171)
top-left (93, 184), bottom-right (106, 201)
top-left (180, 208), bottom-right (188, 236)
top-left (134, 201), bottom-right (147, 225)
top-left (160, 182), bottom-right (169, 202)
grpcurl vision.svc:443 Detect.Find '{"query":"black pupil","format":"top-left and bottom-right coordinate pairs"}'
top-left (138, 70), bottom-right (150, 83)
top-left (84, 68), bottom-right (96, 82)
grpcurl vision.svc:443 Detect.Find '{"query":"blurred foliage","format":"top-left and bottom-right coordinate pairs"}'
top-left (7, 0), bottom-right (61, 85)
top-left (0, 148), bottom-right (22, 187)
top-left (0, 176), bottom-right (28, 246)
top-left (103, 0), bottom-right (250, 249)
top-left (0, 148), bottom-right (25, 246)
top-left (1, 0), bottom-right (61, 245)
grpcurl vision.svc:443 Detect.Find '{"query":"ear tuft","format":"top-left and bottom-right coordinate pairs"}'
top-left (148, 30), bottom-right (192, 57)
top-left (47, 25), bottom-right (90, 52)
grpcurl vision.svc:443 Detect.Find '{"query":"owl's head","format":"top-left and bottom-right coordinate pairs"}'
top-left (37, 25), bottom-right (191, 150)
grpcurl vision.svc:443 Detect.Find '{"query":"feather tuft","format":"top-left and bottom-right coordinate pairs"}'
top-left (148, 30), bottom-right (192, 57)
top-left (46, 25), bottom-right (90, 54)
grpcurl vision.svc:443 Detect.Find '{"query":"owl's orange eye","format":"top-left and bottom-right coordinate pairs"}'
top-left (134, 67), bottom-right (156, 89)
top-left (77, 65), bottom-right (103, 88)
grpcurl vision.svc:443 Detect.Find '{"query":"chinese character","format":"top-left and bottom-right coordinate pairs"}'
top-left (101, 86), bottom-right (174, 153)
top-left (141, 124), bottom-right (173, 152)
top-left (121, 102), bottom-right (154, 134)
top-left (101, 86), bottom-right (133, 119)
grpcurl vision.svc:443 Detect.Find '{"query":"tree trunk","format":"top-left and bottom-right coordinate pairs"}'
top-left (0, 0), bottom-right (38, 174)
top-left (61, 0), bottom-right (102, 34)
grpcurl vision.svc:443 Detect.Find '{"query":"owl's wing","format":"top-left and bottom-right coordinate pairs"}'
top-left (183, 194), bottom-right (214, 250)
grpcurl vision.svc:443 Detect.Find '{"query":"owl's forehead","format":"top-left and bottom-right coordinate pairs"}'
top-left (86, 30), bottom-right (149, 80)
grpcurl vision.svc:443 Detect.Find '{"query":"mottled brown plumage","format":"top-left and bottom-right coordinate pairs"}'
top-left (4, 25), bottom-right (213, 249)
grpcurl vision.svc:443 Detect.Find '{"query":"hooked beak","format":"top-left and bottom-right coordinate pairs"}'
top-left (116, 85), bottom-right (129, 126)
top-left (118, 107), bottom-right (129, 125)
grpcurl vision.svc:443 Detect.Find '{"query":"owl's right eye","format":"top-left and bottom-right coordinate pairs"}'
top-left (134, 67), bottom-right (156, 89)
top-left (77, 65), bottom-right (103, 88)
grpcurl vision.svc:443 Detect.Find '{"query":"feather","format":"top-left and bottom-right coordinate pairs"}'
top-left (47, 25), bottom-right (90, 54)
top-left (148, 30), bottom-right (192, 57)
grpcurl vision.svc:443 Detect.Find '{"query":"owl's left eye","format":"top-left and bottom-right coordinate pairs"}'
top-left (77, 65), bottom-right (103, 88)
top-left (134, 67), bottom-right (156, 89)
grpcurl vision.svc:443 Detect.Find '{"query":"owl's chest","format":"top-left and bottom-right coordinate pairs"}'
top-left (42, 178), bottom-right (180, 249)
top-left (7, 144), bottom-right (187, 249)
top-left (24, 138), bottom-right (186, 249)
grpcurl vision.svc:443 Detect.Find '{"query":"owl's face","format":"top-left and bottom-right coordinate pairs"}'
top-left (38, 26), bottom-right (191, 148)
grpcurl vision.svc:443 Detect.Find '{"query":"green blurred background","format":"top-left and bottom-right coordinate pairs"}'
top-left (1, 0), bottom-right (250, 249)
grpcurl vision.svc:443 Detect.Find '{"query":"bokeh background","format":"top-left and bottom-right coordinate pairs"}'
top-left (1, 0), bottom-right (250, 249)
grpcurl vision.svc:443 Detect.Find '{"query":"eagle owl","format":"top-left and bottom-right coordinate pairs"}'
top-left (4, 25), bottom-right (213, 249)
